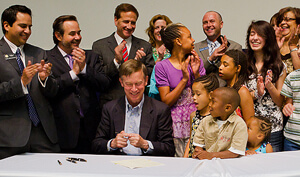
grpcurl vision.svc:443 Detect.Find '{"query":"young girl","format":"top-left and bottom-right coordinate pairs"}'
top-left (183, 74), bottom-right (219, 158)
top-left (219, 49), bottom-right (254, 122)
top-left (246, 21), bottom-right (286, 152)
top-left (156, 23), bottom-right (206, 157)
top-left (246, 116), bottom-right (273, 155)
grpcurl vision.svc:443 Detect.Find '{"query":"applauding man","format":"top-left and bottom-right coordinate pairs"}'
top-left (0, 5), bottom-right (59, 159)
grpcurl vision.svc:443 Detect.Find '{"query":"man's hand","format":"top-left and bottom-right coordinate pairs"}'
top-left (127, 133), bottom-right (149, 150)
top-left (195, 150), bottom-right (213, 160)
top-left (71, 47), bottom-right (86, 72)
top-left (114, 40), bottom-right (127, 64)
top-left (110, 131), bottom-right (128, 149)
top-left (209, 35), bottom-right (228, 62)
top-left (38, 60), bottom-right (52, 81)
top-left (21, 60), bottom-right (39, 86)
top-left (192, 146), bottom-right (204, 159)
top-left (135, 48), bottom-right (146, 60)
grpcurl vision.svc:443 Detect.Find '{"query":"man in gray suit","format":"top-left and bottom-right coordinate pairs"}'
top-left (194, 11), bottom-right (242, 86)
top-left (0, 5), bottom-right (59, 159)
top-left (92, 3), bottom-right (154, 107)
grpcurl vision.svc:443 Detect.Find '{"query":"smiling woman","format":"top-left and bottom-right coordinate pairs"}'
top-left (245, 20), bottom-right (286, 152)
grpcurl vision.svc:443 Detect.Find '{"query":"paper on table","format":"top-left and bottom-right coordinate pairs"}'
top-left (112, 158), bottom-right (164, 169)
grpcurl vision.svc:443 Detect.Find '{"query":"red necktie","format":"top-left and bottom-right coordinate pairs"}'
top-left (122, 40), bottom-right (129, 62)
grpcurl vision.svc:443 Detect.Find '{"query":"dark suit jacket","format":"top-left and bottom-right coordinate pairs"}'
top-left (47, 46), bottom-right (110, 149)
top-left (0, 38), bottom-right (58, 147)
top-left (92, 33), bottom-right (154, 103)
top-left (194, 38), bottom-right (242, 87)
top-left (92, 95), bottom-right (175, 157)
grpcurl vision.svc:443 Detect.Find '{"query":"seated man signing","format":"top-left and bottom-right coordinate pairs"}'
top-left (92, 59), bottom-right (175, 156)
top-left (192, 87), bottom-right (247, 160)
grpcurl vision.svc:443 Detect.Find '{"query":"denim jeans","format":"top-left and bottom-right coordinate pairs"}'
top-left (270, 131), bottom-right (283, 152)
top-left (284, 138), bottom-right (300, 151)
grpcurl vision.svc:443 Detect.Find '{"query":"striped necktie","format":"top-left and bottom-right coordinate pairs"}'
top-left (16, 48), bottom-right (40, 126)
top-left (122, 40), bottom-right (129, 62)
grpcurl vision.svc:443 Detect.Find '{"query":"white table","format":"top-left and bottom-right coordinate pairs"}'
top-left (0, 151), bottom-right (300, 177)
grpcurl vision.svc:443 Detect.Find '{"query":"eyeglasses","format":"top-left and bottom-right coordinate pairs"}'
top-left (282, 17), bottom-right (297, 22)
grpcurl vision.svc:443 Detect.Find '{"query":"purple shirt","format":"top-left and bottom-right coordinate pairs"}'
top-left (155, 58), bottom-right (206, 138)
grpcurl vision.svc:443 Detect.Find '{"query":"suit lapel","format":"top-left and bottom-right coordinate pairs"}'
top-left (199, 41), bottom-right (209, 60)
top-left (0, 38), bottom-right (21, 75)
top-left (139, 96), bottom-right (153, 139)
top-left (129, 35), bottom-right (138, 60)
top-left (107, 34), bottom-right (118, 55)
top-left (113, 98), bottom-right (126, 133)
top-left (51, 46), bottom-right (71, 71)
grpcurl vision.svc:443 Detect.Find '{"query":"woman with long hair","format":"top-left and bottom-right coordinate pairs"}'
top-left (246, 20), bottom-right (286, 152)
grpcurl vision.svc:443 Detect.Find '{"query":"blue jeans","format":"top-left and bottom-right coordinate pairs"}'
top-left (270, 131), bottom-right (283, 152)
top-left (284, 138), bottom-right (300, 151)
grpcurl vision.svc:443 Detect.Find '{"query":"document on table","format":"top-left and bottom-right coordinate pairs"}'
top-left (112, 158), bottom-right (164, 169)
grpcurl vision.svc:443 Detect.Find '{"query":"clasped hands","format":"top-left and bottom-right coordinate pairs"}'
top-left (114, 40), bottom-right (146, 64)
top-left (192, 146), bottom-right (213, 160)
top-left (71, 47), bottom-right (86, 75)
top-left (110, 130), bottom-right (149, 150)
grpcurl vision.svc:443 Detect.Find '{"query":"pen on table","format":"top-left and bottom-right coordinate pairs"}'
top-left (66, 158), bottom-right (77, 164)
top-left (67, 157), bottom-right (87, 162)
top-left (58, 160), bottom-right (62, 165)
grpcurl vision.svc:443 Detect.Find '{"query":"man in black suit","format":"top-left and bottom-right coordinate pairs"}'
top-left (47, 15), bottom-right (110, 153)
top-left (92, 3), bottom-right (154, 107)
top-left (92, 59), bottom-right (174, 156)
top-left (0, 5), bottom-right (59, 159)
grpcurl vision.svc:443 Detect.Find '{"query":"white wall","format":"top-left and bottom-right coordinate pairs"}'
top-left (1, 0), bottom-right (299, 49)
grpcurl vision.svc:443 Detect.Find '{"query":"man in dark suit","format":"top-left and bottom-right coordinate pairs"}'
top-left (0, 5), bottom-right (59, 159)
top-left (92, 3), bottom-right (154, 107)
top-left (194, 11), bottom-right (242, 86)
top-left (92, 59), bottom-right (174, 156)
top-left (47, 15), bottom-right (110, 153)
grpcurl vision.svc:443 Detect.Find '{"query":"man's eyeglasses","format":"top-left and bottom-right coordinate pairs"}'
top-left (282, 17), bottom-right (297, 22)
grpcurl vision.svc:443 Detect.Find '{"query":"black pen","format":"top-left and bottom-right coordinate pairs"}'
top-left (66, 158), bottom-right (77, 163)
top-left (67, 157), bottom-right (87, 162)
top-left (58, 160), bottom-right (62, 165)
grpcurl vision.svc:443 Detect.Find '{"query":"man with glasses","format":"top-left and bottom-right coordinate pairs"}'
top-left (92, 59), bottom-right (174, 156)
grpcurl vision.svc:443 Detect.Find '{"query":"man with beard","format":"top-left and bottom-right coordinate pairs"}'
top-left (194, 11), bottom-right (242, 86)
top-left (92, 3), bottom-right (154, 109)
top-left (47, 15), bottom-right (110, 153)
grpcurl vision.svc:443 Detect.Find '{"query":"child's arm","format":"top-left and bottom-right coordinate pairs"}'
top-left (194, 150), bottom-right (240, 160)
top-left (238, 86), bottom-right (255, 122)
top-left (266, 143), bottom-right (273, 153)
top-left (183, 139), bottom-right (190, 158)
top-left (282, 97), bottom-right (295, 117)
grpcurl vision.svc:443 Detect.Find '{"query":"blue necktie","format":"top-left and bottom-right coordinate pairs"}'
top-left (16, 48), bottom-right (40, 126)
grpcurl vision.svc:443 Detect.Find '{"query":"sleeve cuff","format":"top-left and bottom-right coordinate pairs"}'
top-left (228, 147), bottom-right (245, 156)
top-left (38, 74), bottom-right (48, 88)
top-left (69, 70), bottom-right (79, 81)
top-left (114, 59), bottom-right (121, 69)
top-left (21, 80), bottom-right (28, 94)
top-left (107, 139), bottom-right (118, 152)
top-left (193, 142), bottom-right (205, 148)
top-left (142, 140), bottom-right (154, 154)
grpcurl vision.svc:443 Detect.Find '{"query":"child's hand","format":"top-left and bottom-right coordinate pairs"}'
top-left (282, 103), bottom-right (295, 117)
top-left (245, 150), bottom-right (257, 156)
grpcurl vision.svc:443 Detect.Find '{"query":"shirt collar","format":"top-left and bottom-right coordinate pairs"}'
top-left (206, 38), bottom-right (220, 46)
top-left (4, 36), bottom-right (24, 54)
top-left (57, 45), bottom-right (68, 57)
top-left (125, 94), bottom-right (145, 112)
top-left (114, 32), bottom-right (132, 45)
top-left (211, 111), bottom-right (237, 124)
